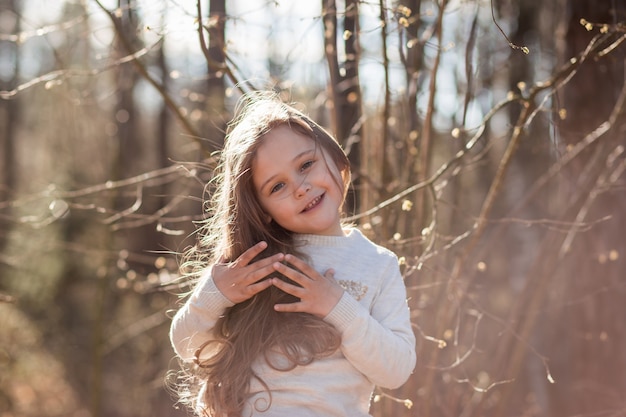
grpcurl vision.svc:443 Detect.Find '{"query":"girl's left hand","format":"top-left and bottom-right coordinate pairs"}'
top-left (270, 254), bottom-right (344, 318)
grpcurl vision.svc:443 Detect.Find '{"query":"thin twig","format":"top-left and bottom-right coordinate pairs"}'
top-left (93, 0), bottom-right (201, 143)
top-left (490, 0), bottom-right (529, 54)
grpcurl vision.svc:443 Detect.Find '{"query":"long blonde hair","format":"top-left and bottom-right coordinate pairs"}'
top-left (179, 92), bottom-right (352, 416)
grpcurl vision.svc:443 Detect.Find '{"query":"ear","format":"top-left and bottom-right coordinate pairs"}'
top-left (264, 213), bottom-right (272, 223)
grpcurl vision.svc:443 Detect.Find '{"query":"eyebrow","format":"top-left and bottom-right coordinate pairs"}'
top-left (259, 148), bottom-right (317, 193)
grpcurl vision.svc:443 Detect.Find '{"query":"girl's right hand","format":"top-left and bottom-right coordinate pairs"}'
top-left (212, 241), bottom-right (284, 304)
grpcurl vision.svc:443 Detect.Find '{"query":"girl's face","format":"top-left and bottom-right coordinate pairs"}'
top-left (251, 124), bottom-right (345, 236)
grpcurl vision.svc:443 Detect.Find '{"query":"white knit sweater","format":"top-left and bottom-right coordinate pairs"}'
top-left (170, 228), bottom-right (416, 417)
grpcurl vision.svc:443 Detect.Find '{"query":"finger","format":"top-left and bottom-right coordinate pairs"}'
top-left (323, 268), bottom-right (335, 280)
top-left (240, 254), bottom-right (285, 286)
top-left (274, 301), bottom-right (304, 313)
top-left (225, 277), bottom-right (274, 304)
top-left (249, 252), bottom-right (284, 272)
top-left (271, 277), bottom-right (305, 297)
top-left (245, 278), bottom-right (274, 297)
top-left (283, 254), bottom-right (320, 280)
top-left (234, 241), bottom-right (268, 267)
top-left (272, 261), bottom-right (309, 287)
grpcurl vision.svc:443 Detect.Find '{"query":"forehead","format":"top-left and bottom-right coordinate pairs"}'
top-left (256, 124), bottom-right (316, 160)
top-left (251, 125), bottom-right (317, 180)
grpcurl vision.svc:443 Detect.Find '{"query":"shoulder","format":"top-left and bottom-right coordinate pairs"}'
top-left (345, 228), bottom-right (399, 265)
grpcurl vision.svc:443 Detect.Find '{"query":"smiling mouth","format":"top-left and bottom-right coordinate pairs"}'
top-left (302, 194), bottom-right (323, 212)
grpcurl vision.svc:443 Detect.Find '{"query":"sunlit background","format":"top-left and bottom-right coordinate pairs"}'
top-left (1, 1), bottom-right (625, 416)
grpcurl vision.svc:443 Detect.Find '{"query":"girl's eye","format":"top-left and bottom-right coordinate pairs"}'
top-left (301, 160), bottom-right (314, 171)
top-left (270, 183), bottom-right (285, 194)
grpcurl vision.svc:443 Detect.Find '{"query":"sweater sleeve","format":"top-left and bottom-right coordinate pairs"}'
top-left (323, 256), bottom-right (416, 389)
top-left (169, 267), bottom-right (234, 362)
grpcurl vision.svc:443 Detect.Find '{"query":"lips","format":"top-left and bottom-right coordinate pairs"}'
top-left (302, 194), bottom-right (323, 212)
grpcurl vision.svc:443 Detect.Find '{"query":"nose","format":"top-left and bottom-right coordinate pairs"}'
top-left (295, 181), bottom-right (311, 198)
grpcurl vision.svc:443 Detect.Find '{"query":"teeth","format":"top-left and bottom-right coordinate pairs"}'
top-left (305, 195), bottom-right (321, 210)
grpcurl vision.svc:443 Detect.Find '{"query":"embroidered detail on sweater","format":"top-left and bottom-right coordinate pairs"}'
top-left (338, 280), bottom-right (368, 301)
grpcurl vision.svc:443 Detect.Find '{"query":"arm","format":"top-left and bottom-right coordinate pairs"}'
top-left (169, 269), bottom-right (234, 361)
top-left (323, 257), bottom-right (416, 389)
top-left (170, 242), bottom-right (284, 361)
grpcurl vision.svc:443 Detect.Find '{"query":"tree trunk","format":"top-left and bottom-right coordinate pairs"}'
top-left (551, 0), bottom-right (626, 414)
top-left (322, 0), bottom-right (363, 215)
top-left (202, 0), bottom-right (226, 153)
top-left (0, 0), bottom-right (20, 231)
top-left (0, 0), bottom-right (20, 306)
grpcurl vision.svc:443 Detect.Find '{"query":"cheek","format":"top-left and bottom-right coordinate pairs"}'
top-left (256, 197), bottom-right (272, 215)
top-left (327, 165), bottom-right (347, 194)
top-left (319, 153), bottom-right (343, 182)
top-left (250, 188), bottom-right (273, 217)
top-left (257, 196), bottom-right (283, 220)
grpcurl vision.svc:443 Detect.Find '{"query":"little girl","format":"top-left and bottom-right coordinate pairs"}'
top-left (170, 92), bottom-right (416, 417)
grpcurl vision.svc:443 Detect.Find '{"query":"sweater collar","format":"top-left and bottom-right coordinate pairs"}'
top-left (295, 227), bottom-right (360, 248)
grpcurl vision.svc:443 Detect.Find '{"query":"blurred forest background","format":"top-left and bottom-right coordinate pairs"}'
top-left (1, 0), bottom-right (625, 416)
